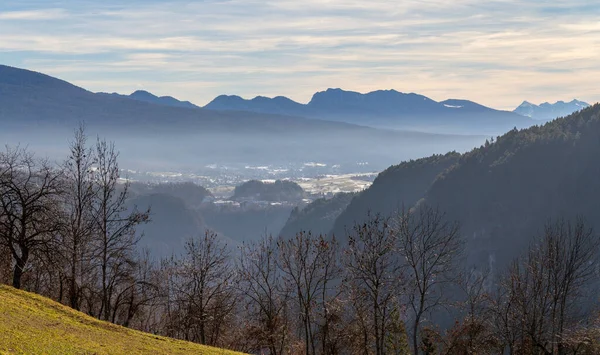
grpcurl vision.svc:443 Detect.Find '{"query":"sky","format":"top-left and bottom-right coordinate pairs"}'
top-left (1, 0), bottom-right (599, 110)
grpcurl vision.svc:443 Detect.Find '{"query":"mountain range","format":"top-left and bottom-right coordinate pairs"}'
top-left (204, 89), bottom-right (535, 134)
top-left (107, 88), bottom-right (590, 133)
top-left (514, 99), bottom-right (589, 121)
top-left (4, 63), bottom-right (589, 138)
top-left (0, 64), bottom-right (354, 134)
top-left (109, 88), bottom-right (591, 134)
top-left (0, 64), bottom-right (486, 172)
top-left (99, 87), bottom-right (591, 131)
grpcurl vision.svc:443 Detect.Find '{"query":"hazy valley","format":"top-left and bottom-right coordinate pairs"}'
top-left (1, 63), bottom-right (599, 355)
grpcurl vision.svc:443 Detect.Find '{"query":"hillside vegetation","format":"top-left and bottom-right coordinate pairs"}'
top-left (0, 285), bottom-right (244, 355)
top-left (279, 192), bottom-right (356, 237)
top-left (425, 103), bottom-right (600, 269)
top-left (326, 104), bottom-right (600, 274)
top-left (331, 152), bottom-right (460, 236)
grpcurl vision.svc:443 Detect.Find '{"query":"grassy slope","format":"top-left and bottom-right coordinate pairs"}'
top-left (0, 285), bottom-right (244, 355)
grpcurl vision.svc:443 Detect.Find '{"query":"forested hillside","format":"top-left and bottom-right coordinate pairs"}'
top-left (129, 182), bottom-right (213, 209)
top-left (330, 152), bottom-right (460, 236)
top-left (279, 192), bottom-right (355, 237)
top-left (326, 104), bottom-right (600, 275)
top-left (425, 104), bottom-right (600, 270)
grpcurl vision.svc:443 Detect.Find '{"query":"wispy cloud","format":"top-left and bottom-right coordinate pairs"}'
top-left (0, 0), bottom-right (599, 109)
top-left (0, 8), bottom-right (67, 20)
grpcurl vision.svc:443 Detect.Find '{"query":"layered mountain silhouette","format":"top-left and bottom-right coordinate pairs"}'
top-left (206, 88), bottom-right (535, 134)
top-left (514, 99), bottom-right (589, 121)
top-left (0, 64), bottom-right (360, 133)
top-left (0, 64), bottom-right (535, 136)
top-left (0, 64), bottom-right (484, 171)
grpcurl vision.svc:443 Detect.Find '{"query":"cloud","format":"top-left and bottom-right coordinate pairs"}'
top-left (0, 0), bottom-right (599, 109)
top-left (0, 9), bottom-right (67, 20)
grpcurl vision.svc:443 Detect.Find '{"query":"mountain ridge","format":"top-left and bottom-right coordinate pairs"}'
top-left (205, 88), bottom-right (536, 134)
top-left (514, 99), bottom-right (589, 120)
top-left (0, 64), bottom-right (485, 172)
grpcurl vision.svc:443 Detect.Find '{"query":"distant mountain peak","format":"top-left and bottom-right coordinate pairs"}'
top-left (130, 90), bottom-right (159, 100)
top-left (213, 94), bottom-right (244, 102)
top-left (514, 99), bottom-right (590, 120)
top-left (131, 89), bottom-right (155, 96)
top-left (440, 99), bottom-right (490, 110)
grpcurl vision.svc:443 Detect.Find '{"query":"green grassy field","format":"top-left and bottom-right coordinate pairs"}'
top-left (0, 285), bottom-right (245, 355)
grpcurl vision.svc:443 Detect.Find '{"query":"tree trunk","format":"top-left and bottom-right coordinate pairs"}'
top-left (412, 312), bottom-right (422, 355)
top-left (12, 248), bottom-right (29, 289)
top-left (69, 238), bottom-right (79, 310)
top-left (374, 299), bottom-right (381, 355)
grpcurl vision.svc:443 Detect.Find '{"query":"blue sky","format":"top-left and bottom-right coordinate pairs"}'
top-left (1, 0), bottom-right (599, 109)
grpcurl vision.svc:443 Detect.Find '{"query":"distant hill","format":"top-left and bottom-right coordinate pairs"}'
top-left (330, 152), bottom-right (460, 236)
top-left (206, 88), bottom-right (536, 134)
top-left (514, 99), bottom-right (589, 120)
top-left (127, 193), bottom-right (211, 257)
top-left (0, 285), bottom-right (244, 355)
top-left (130, 182), bottom-right (212, 209)
top-left (200, 203), bottom-right (293, 243)
top-left (232, 180), bottom-right (304, 202)
top-left (103, 90), bottom-right (200, 109)
top-left (279, 192), bottom-right (356, 237)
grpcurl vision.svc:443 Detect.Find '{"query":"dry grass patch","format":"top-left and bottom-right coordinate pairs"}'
top-left (0, 285), bottom-right (244, 355)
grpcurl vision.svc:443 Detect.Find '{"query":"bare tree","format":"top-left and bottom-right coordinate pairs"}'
top-left (441, 269), bottom-right (500, 354)
top-left (61, 124), bottom-right (96, 310)
top-left (169, 231), bottom-right (236, 346)
top-left (395, 205), bottom-right (463, 355)
top-left (108, 249), bottom-right (161, 328)
top-left (278, 232), bottom-right (340, 355)
top-left (314, 236), bottom-right (342, 355)
top-left (0, 146), bottom-right (63, 289)
top-left (237, 235), bottom-right (290, 355)
top-left (91, 138), bottom-right (149, 320)
top-left (344, 214), bottom-right (404, 355)
top-left (491, 218), bottom-right (600, 354)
